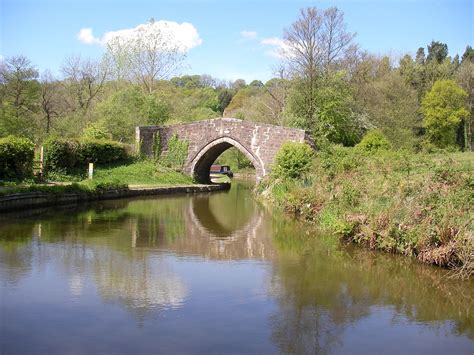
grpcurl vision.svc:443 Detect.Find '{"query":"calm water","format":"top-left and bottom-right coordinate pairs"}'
top-left (0, 180), bottom-right (473, 355)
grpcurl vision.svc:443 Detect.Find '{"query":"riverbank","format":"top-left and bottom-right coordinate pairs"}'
top-left (0, 160), bottom-right (232, 212)
top-left (0, 183), bottom-right (230, 212)
top-left (257, 146), bottom-right (473, 278)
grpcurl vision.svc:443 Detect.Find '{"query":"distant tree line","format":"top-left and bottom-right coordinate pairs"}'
top-left (1, 11), bottom-right (472, 151)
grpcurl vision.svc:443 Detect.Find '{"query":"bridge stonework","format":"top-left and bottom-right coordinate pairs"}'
top-left (136, 118), bottom-right (311, 183)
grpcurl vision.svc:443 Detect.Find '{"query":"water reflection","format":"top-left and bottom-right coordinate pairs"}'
top-left (0, 180), bottom-right (472, 354)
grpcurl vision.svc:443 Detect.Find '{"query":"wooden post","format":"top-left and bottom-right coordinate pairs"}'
top-left (40, 146), bottom-right (44, 177)
top-left (88, 163), bottom-right (94, 180)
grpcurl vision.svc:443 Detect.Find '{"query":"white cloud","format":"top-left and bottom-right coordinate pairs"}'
top-left (240, 30), bottom-right (257, 40)
top-left (77, 28), bottom-right (101, 44)
top-left (77, 21), bottom-right (202, 52)
top-left (260, 37), bottom-right (290, 59)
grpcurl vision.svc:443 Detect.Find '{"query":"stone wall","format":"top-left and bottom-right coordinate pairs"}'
top-left (136, 118), bottom-right (310, 182)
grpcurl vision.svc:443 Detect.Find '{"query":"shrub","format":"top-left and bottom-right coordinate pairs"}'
top-left (272, 142), bottom-right (313, 179)
top-left (77, 139), bottom-right (129, 165)
top-left (44, 137), bottom-right (129, 174)
top-left (43, 137), bottom-right (79, 173)
top-left (356, 129), bottom-right (392, 152)
top-left (0, 135), bottom-right (35, 180)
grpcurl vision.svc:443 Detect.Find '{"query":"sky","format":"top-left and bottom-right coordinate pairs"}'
top-left (1, 0), bottom-right (472, 83)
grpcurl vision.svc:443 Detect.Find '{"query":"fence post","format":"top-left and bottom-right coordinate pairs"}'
top-left (88, 163), bottom-right (94, 180)
top-left (40, 146), bottom-right (44, 177)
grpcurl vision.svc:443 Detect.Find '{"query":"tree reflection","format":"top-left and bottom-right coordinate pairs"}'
top-left (269, 218), bottom-right (474, 353)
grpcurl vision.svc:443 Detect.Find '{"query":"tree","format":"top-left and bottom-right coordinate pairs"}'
top-left (39, 70), bottom-right (61, 135)
top-left (216, 89), bottom-right (233, 114)
top-left (289, 71), bottom-right (360, 145)
top-left (415, 47), bottom-right (425, 65)
top-left (427, 41), bottom-right (448, 64)
top-left (93, 86), bottom-right (169, 142)
top-left (61, 55), bottom-right (108, 120)
top-left (421, 80), bottom-right (469, 148)
top-left (461, 46), bottom-right (474, 64)
top-left (282, 6), bottom-right (356, 131)
top-left (0, 55), bottom-right (39, 139)
top-left (456, 59), bottom-right (473, 150)
top-left (249, 80), bottom-right (264, 88)
top-left (105, 19), bottom-right (186, 94)
top-left (361, 69), bottom-right (420, 148)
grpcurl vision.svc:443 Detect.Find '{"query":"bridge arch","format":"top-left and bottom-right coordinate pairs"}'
top-left (189, 137), bottom-right (264, 183)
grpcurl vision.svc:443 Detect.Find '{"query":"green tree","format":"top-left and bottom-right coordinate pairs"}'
top-left (289, 71), bottom-right (360, 145)
top-left (427, 41), bottom-right (448, 64)
top-left (93, 86), bottom-right (155, 142)
top-left (0, 56), bottom-right (40, 139)
top-left (421, 80), bottom-right (469, 148)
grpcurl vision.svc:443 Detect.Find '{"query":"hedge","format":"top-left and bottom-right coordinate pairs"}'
top-left (0, 135), bottom-right (35, 180)
top-left (44, 137), bottom-right (130, 173)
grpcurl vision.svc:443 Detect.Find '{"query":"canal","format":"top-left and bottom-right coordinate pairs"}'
top-left (0, 180), bottom-right (473, 354)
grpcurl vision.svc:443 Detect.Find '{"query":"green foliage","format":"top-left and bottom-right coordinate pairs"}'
top-left (0, 135), bottom-right (35, 180)
top-left (44, 137), bottom-right (129, 173)
top-left (273, 142), bottom-right (314, 179)
top-left (427, 41), bottom-right (448, 64)
top-left (216, 147), bottom-right (253, 170)
top-left (216, 89), bottom-right (233, 114)
top-left (43, 137), bottom-right (79, 174)
top-left (93, 86), bottom-right (169, 142)
top-left (77, 139), bottom-right (129, 165)
top-left (288, 72), bottom-right (361, 146)
top-left (82, 121), bottom-right (110, 140)
top-left (0, 56), bottom-right (40, 140)
top-left (421, 80), bottom-right (469, 148)
top-left (162, 134), bottom-right (189, 170)
top-left (356, 130), bottom-right (392, 152)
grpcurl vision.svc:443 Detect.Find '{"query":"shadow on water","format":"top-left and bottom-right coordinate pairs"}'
top-left (0, 179), bottom-right (473, 354)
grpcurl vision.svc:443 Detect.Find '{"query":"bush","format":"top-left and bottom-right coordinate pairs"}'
top-left (272, 142), bottom-right (313, 179)
top-left (77, 139), bottom-right (129, 165)
top-left (0, 135), bottom-right (35, 180)
top-left (44, 137), bottom-right (129, 174)
top-left (43, 137), bottom-right (79, 173)
top-left (356, 130), bottom-right (392, 152)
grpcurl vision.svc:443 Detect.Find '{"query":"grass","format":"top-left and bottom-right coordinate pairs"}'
top-left (258, 146), bottom-right (474, 278)
top-left (0, 160), bottom-right (195, 196)
top-left (91, 160), bottom-right (194, 186)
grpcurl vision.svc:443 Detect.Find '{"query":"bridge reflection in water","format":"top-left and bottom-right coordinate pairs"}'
top-left (0, 180), bottom-right (473, 354)
top-left (131, 182), bottom-right (271, 260)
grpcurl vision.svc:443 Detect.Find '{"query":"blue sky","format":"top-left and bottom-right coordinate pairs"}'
top-left (1, 0), bottom-right (472, 82)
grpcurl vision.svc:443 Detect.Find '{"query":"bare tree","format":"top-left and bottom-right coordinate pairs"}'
top-left (105, 20), bottom-right (186, 94)
top-left (61, 55), bottom-right (108, 117)
top-left (39, 70), bottom-right (61, 134)
top-left (283, 7), bottom-right (356, 77)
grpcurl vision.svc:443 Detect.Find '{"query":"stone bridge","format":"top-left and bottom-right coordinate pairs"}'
top-left (136, 118), bottom-right (312, 183)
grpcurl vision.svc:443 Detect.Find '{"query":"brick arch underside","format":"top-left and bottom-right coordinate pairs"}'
top-left (189, 137), bottom-right (264, 184)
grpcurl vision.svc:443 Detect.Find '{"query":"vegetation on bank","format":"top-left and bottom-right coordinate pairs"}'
top-left (258, 142), bottom-right (473, 278)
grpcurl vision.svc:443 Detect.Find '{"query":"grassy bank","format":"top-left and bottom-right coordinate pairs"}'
top-left (0, 160), bottom-right (194, 196)
top-left (257, 146), bottom-right (473, 278)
